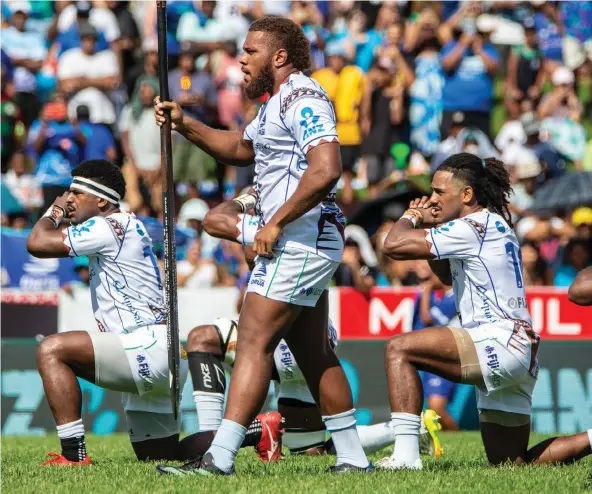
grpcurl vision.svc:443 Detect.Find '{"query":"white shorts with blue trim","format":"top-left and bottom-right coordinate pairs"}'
top-left (247, 246), bottom-right (339, 307)
top-left (464, 320), bottom-right (539, 415)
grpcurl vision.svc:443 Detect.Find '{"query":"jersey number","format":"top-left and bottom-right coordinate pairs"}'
top-left (505, 242), bottom-right (523, 288)
top-left (143, 245), bottom-right (162, 290)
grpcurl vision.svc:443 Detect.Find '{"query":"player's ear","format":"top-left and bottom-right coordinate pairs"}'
top-left (462, 185), bottom-right (474, 205)
top-left (97, 197), bottom-right (109, 209)
top-left (273, 47), bottom-right (288, 68)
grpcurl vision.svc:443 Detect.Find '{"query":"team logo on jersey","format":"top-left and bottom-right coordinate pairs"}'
top-left (299, 107), bottom-right (325, 141)
top-left (149, 303), bottom-right (167, 324)
top-left (107, 218), bottom-right (125, 246)
top-left (462, 218), bottom-right (486, 242)
top-left (495, 221), bottom-right (506, 233)
top-left (253, 264), bottom-right (267, 278)
top-left (71, 219), bottom-right (96, 237)
top-left (280, 87), bottom-right (330, 116)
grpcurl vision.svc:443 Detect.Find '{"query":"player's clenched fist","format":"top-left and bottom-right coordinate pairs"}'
top-left (153, 96), bottom-right (184, 130)
top-left (253, 222), bottom-right (282, 257)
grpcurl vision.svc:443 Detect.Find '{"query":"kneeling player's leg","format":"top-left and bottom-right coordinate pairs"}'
top-left (127, 411), bottom-right (180, 461)
top-left (37, 331), bottom-right (99, 463)
top-left (286, 292), bottom-right (369, 469)
top-left (383, 326), bottom-right (468, 468)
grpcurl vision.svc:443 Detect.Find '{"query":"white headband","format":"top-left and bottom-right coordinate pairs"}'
top-left (70, 176), bottom-right (121, 205)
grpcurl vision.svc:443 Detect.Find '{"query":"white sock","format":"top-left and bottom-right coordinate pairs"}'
top-left (56, 419), bottom-right (85, 439)
top-left (193, 391), bottom-right (224, 432)
top-left (206, 419), bottom-right (247, 473)
top-left (357, 422), bottom-right (394, 454)
top-left (390, 412), bottom-right (421, 465)
top-left (323, 409), bottom-right (369, 468)
top-left (587, 429), bottom-right (592, 449)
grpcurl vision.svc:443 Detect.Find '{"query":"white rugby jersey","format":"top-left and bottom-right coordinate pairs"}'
top-left (426, 210), bottom-right (532, 329)
top-left (62, 212), bottom-right (167, 334)
top-left (243, 72), bottom-right (345, 261)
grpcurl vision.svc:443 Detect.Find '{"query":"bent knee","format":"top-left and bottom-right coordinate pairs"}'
top-left (187, 325), bottom-right (222, 354)
top-left (36, 334), bottom-right (63, 364)
top-left (385, 335), bottom-right (410, 363)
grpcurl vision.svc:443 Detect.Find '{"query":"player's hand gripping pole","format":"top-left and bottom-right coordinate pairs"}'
top-left (157, 0), bottom-right (180, 420)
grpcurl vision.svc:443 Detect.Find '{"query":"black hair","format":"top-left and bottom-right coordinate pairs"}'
top-left (71, 159), bottom-right (126, 201)
top-left (437, 153), bottom-right (513, 227)
top-left (248, 16), bottom-right (311, 72)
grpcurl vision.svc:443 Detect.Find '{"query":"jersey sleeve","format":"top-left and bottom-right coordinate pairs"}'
top-left (426, 219), bottom-right (482, 260)
top-left (280, 86), bottom-right (339, 154)
top-left (242, 112), bottom-right (259, 142)
top-left (62, 217), bottom-right (118, 257)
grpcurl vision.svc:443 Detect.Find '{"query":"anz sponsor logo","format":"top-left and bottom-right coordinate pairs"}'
top-left (299, 107), bottom-right (324, 141)
top-left (250, 264), bottom-right (267, 287)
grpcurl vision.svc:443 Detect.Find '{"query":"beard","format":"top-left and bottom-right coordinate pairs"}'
top-left (244, 60), bottom-right (274, 100)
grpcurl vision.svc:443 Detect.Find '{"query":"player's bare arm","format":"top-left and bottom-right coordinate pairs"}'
top-left (383, 196), bottom-right (438, 261)
top-left (203, 189), bottom-right (258, 242)
top-left (428, 259), bottom-right (452, 286)
top-left (154, 97), bottom-right (255, 167)
top-left (27, 193), bottom-right (71, 258)
top-left (568, 266), bottom-right (592, 306)
top-left (254, 142), bottom-right (341, 256)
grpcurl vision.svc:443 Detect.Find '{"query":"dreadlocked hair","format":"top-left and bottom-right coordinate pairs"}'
top-left (248, 16), bottom-right (311, 72)
top-left (71, 159), bottom-right (126, 200)
top-left (437, 153), bottom-right (513, 227)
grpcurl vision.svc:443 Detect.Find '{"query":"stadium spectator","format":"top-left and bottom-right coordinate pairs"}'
top-left (362, 56), bottom-right (410, 198)
top-left (533, 1), bottom-right (565, 68)
top-left (334, 226), bottom-right (379, 293)
top-left (176, 0), bottom-right (226, 55)
top-left (26, 95), bottom-right (86, 208)
top-left (177, 238), bottom-right (217, 289)
top-left (76, 104), bottom-right (116, 162)
top-left (313, 41), bottom-right (369, 205)
top-left (504, 17), bottom-right (545, 120)
top-left (211, 41), bottom-right (243, 131)
top-left (1, 65), bottom-right (24, 172)
top-left (407, 8), bottom-right (446, 157)
top-left (521, 241), bottom-right (549, 286)
top-left (55, 1), bottom-right (111, 56)
top-left (119, 77), bottom-right (161, 214)
top-left (1, 1), bottom-right (47, 126)
top-left (125, 36), bottom-right (159, 101)
top-left (57, 0), bottom-right (120, 46)
top-left (2, 149), bottom-right (43, 213)
top-left (538, 66), bottom-right (582, 121)
top-left (107, 0), bottom-right (141, 75)
top-left (290, 1), bottom-right (327, 70)
top-left (169, 48), bottom-right (218, 189)
top-left (62, 256), bottom-right (91, 296)
top-left (178, 198), bottom-right (220, 260)
top-left (440, 8), bottom-right (500, 138)
top-left (554, 238), bottom-right (591, 287)
top-left (572, 207), bottom-right (592, 241)
top-left (57, 22), bottom-right (120, 126)
top-left (508, 148), bottom-right (542, 222)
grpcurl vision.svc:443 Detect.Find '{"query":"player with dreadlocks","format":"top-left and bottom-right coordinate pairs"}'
top-left (376, 152), bottom-right (592, 470)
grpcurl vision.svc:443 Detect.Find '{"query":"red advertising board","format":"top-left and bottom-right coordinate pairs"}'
top-left (338, 287), bottom-right (592, 340)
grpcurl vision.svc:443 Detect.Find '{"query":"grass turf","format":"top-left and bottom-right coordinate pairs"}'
top-left (2, 432), bottom-right (591, 493)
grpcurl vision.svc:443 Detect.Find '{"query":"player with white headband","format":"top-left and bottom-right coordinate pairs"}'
top-left (27, 159), bottom-right (189, 466)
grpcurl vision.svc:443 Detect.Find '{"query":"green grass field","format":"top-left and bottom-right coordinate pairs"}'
top-left (2, 433), bottom-right (591, 493)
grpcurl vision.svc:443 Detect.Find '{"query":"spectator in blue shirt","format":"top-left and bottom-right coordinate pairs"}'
top-left (1, 2), bottom-right (47, 126)
top-left (533, 3), bottom-right (564, 64)
top-left (440, 23), bottom-right (500, 139)
top-left (26, 96), bottom-right (87, 208)
top-left (554, 239), bottom-right (590, 287)
top-left (76, 104), bottom-right (116, 162)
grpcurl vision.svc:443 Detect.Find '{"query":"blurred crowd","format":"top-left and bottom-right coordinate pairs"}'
top-left (2, 0), bottom-right (592, 292)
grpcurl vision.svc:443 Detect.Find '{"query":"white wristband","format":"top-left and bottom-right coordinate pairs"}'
top-left (232, 193), bottom-right (257, 213)
top-left (43, 205), bottom-right (65, 228)
top-left (401, 214), bottom-right (417, 228)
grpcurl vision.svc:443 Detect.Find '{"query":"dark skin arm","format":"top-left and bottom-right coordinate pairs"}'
top-left (568, 267), bottom-right (592, 306)
top-left (27, 193), bottom-right (72, 258)
top-left (428, 259), bottom-right (452, 286)
top-left (253, 142), bottom-right (342, 256)
top-left (154, 97), bottom-right (254, 167)
top-left (383, 197), bottom-right (438, 261)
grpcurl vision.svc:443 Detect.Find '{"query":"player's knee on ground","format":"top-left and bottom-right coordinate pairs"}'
top-left (186, 325), bottom-right (223, 355)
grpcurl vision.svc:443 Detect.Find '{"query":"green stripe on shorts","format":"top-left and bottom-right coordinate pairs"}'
top-left (289, 252), bottom-right (310, 303)
top-left (265, 248), bottom-right (285, 297)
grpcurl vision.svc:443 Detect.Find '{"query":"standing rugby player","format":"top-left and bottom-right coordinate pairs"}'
top-left (154, 17), bottom-right (370, 475)
top-left (377, 152), bottom-right (592, 469)
top-left (27, 160), bottom-right (188, 465)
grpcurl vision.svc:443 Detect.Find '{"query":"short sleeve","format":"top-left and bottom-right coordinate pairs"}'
top-left (118, 105), bottom-right (132, 133)
top-left (242, 112), bottom-right (259, 142)
top-left (62, 217), bottom-right (117, 257)
top-left (426, 219), bottom-right (482, 260)
top-left (280, 86), bottom-right (339, 154)
top-left (57, 51), bottom-right (77, 79)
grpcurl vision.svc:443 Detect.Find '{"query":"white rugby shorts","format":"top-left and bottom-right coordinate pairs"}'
top-left (465, 319), bottom-right (539, 416)
top-left (247, 246), bottom-right (339, 307)
top-left (89, 325), bottom-right (189, 441)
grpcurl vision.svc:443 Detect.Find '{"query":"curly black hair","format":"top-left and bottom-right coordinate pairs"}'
top-left (437, 153), bottom-right (513, 227)
top-left (248, 16), bottom-right (311, 72)
top-left (71, 159), bottom-right (126, 200)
